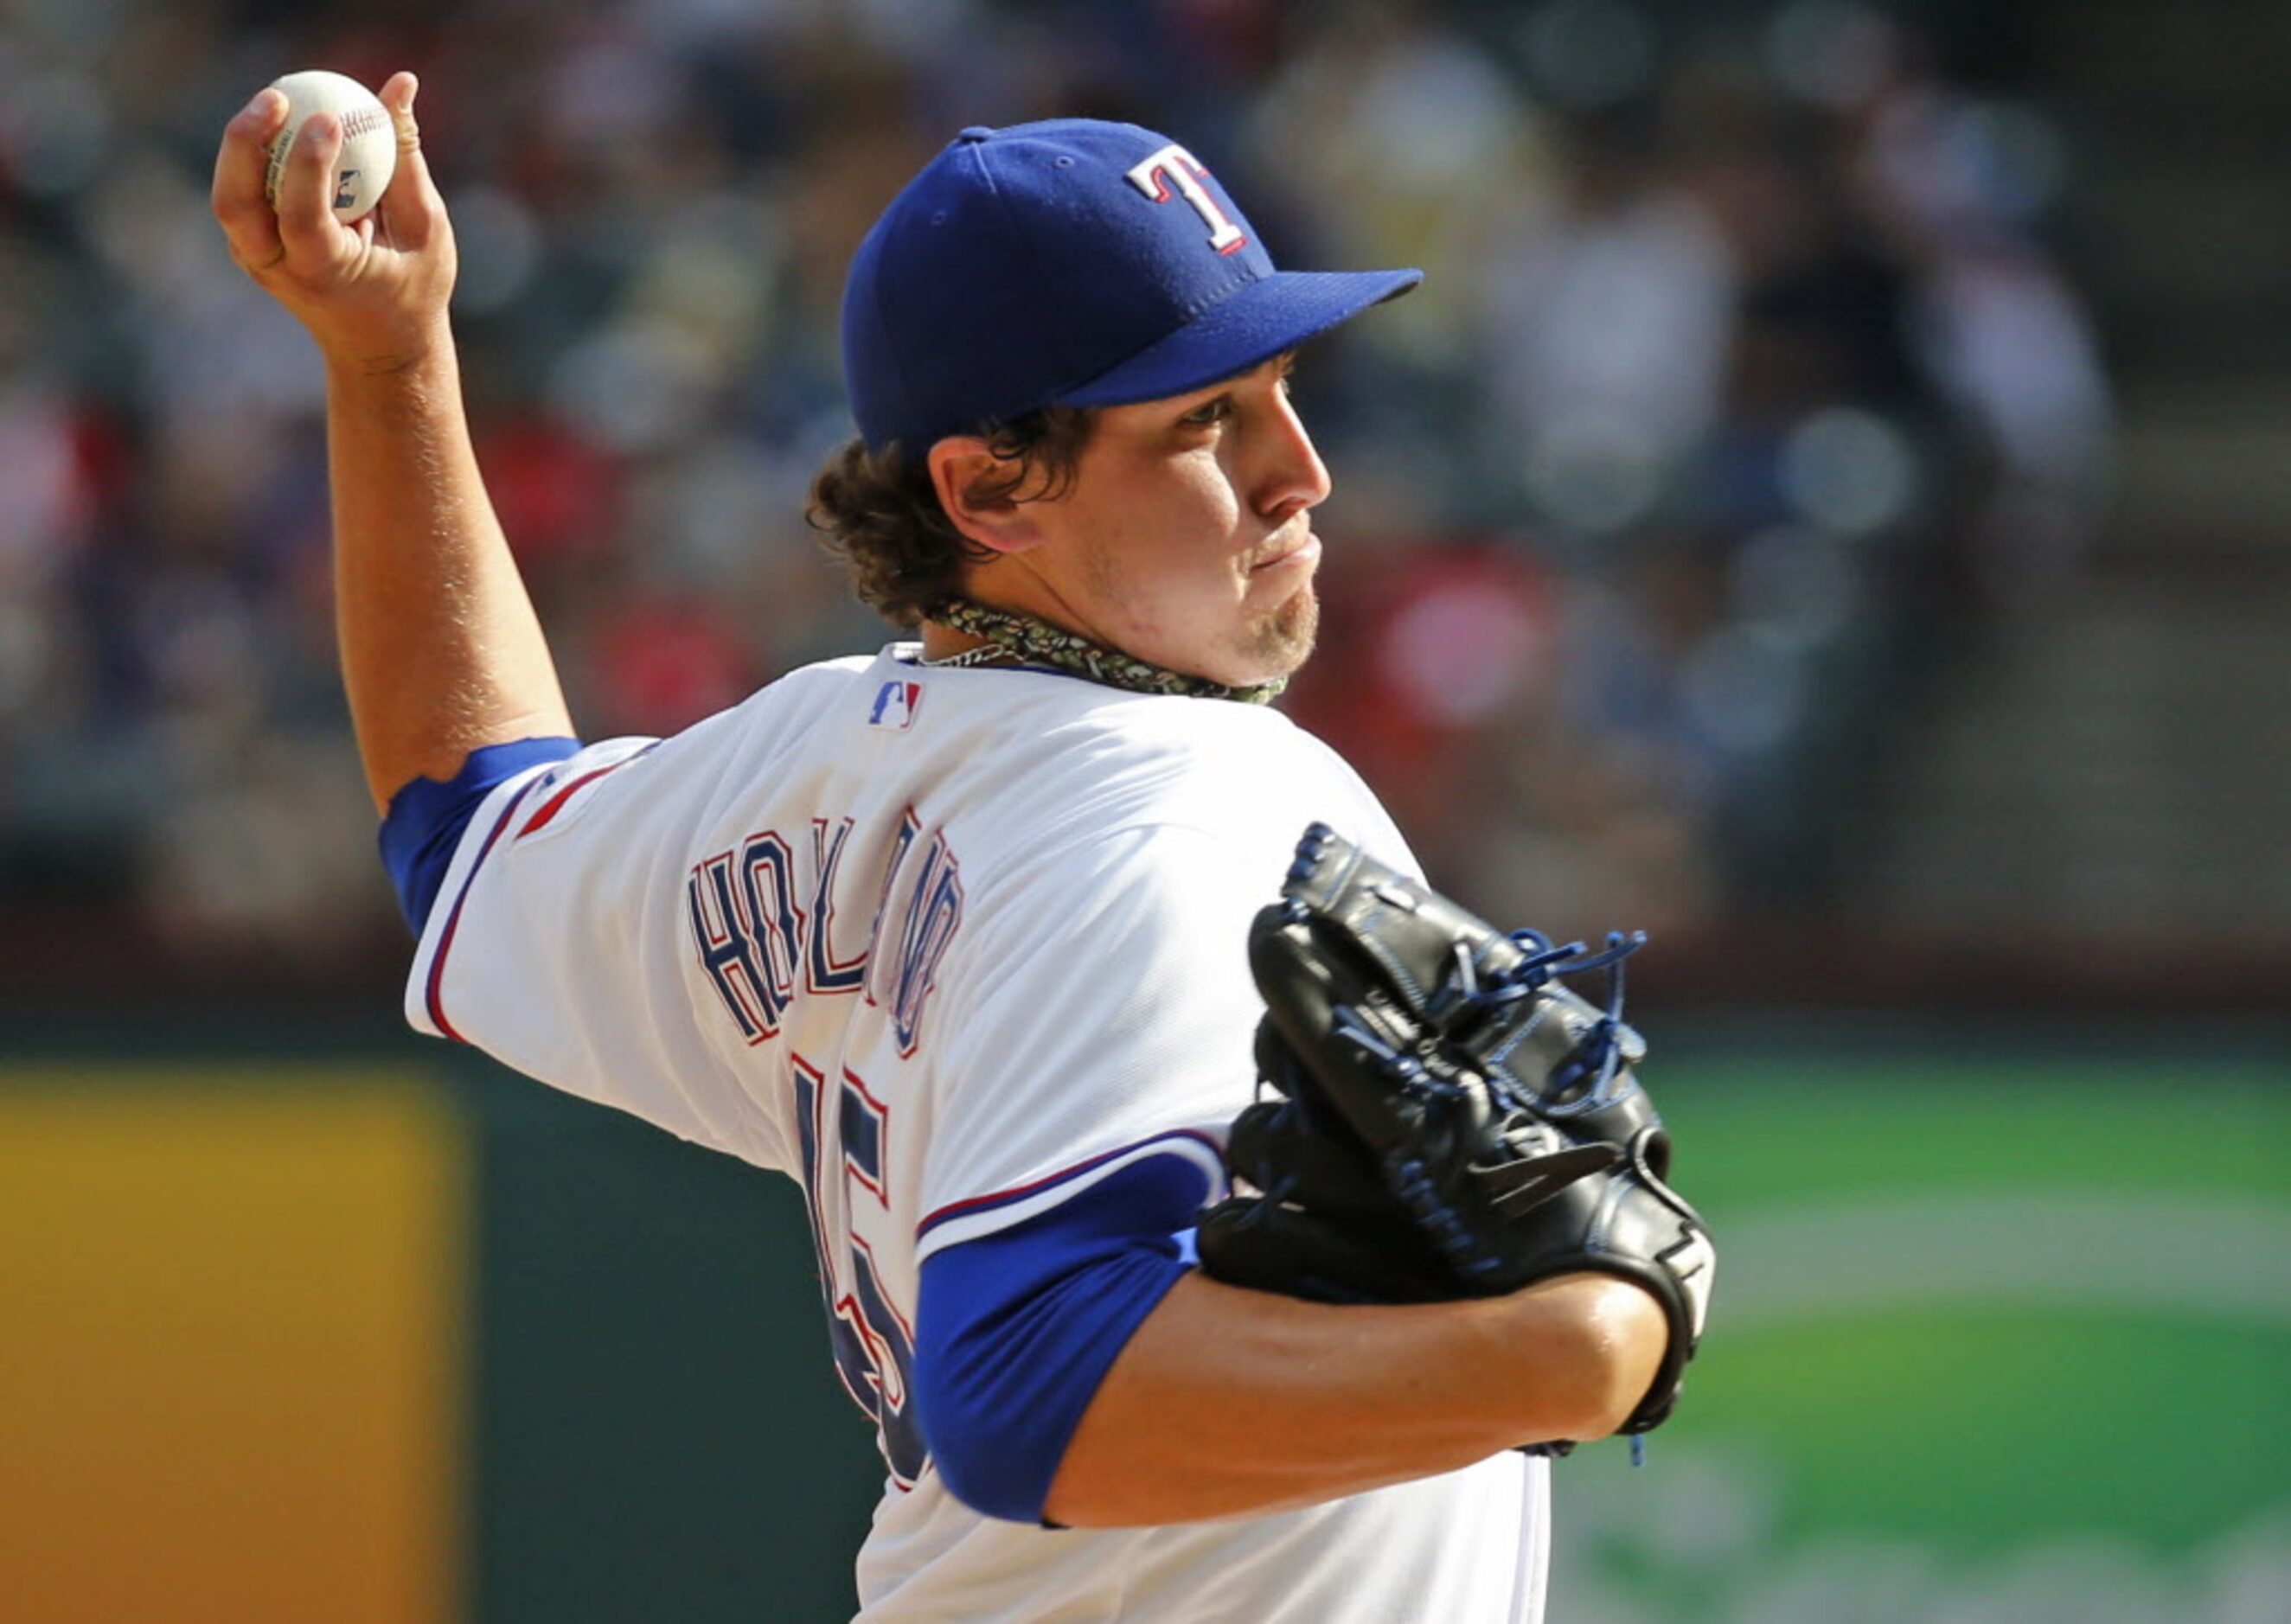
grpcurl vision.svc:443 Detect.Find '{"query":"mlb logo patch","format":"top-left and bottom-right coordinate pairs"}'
top-left (868, 679), bottom-right (923, 731)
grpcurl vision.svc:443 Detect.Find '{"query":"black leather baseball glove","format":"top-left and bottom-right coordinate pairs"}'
top-left (1196, 823), bottom-right (1716, 1438)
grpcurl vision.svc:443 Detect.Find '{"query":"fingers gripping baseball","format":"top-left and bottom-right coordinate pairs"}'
top-left (373, 73), bottom-right (447, 254)
top-left (211, 69), bottom-right (457, 368)
top-left (212, 89), bottom-right (289, 275)
top-left (272, 104), bottom-right (354, 264)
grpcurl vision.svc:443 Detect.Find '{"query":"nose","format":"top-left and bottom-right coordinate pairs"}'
top-left (1251, 387), bottom-right (1332, 522)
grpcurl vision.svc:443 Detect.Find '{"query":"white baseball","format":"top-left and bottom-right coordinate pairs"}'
top-left (263, 70), bottom-right (398, 223)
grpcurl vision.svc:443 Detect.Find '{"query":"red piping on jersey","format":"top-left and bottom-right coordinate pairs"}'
top-left (516, 760), bottom-right (628, 840)
top-left (425, 773), bottom-right (553, 1043)
top-left (916, 1128), bottom-right (1225, 1240)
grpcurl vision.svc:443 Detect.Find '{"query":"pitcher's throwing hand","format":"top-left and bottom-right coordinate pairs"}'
top-left (212, 69), bottom-right (453, 372)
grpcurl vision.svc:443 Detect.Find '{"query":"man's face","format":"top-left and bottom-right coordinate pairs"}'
top-left (985, 355), bottom-right (1333, 686)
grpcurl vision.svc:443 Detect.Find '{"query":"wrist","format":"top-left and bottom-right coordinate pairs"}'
top-left (321, 329), bottom-right (472, 451)
top-left (1492, 1273), bottom-right (1668, 1442)
top-left (319, 316), bottom-right (457, 383)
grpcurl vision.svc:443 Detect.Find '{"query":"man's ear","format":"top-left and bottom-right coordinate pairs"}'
top-left (928, 437), bottom-right (1048, 554)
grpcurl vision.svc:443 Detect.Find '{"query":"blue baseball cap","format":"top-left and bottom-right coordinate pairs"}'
top-left (842, 118), bottom-right (1422, 454)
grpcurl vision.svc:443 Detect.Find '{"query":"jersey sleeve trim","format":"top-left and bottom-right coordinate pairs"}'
top-left (511, 745), bottom-right (656, 841)
top-left (915, 1128), bottom-right (1226, 1263)
top-left (377, 737), bottom-right (582, 933)
top-left (407, 769), bottom-right (559, 1043)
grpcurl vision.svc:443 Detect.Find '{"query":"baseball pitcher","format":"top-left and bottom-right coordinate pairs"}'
top-left (213, 77), bottom-right (1713, 1622)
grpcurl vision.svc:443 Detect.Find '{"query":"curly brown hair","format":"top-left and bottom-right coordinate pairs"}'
top-left (806, 407), bottom-right (1097, 628)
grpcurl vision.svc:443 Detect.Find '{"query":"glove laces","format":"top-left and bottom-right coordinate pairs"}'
top-left (1434, 929), bottom-right (1649, 1119)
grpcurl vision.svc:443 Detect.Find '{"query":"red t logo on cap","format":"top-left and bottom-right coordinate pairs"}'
top-left (1125, 144), bottom-right (1248, 257)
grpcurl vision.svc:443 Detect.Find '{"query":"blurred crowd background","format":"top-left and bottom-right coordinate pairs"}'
top-left (0, 0), bottom-right (2281, 1003)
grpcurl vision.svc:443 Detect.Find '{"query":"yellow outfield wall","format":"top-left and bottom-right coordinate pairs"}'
top-left (0, 1067), bottom-right (464, 1624)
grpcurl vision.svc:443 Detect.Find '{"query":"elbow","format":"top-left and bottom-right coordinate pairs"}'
top-left (924, 1408), bottom-right (1041, 1525)
top-left (913, 1329), bottom-right (1091, 1524)
top-left (910, 1315), bottom-right (1072, 1525)
top-left (912, 1232), bottom-right (1194, 1525)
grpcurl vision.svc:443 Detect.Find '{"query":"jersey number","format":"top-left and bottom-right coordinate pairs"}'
top-left (793, 1058), bottom-right (929, 1487)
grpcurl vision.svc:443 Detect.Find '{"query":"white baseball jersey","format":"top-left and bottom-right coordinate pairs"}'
top-left (407, 644), bottom-right (1550, 1623)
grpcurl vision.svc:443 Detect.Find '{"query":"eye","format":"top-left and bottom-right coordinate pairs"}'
top-left (1179, 396), bottom-right (1232, 429)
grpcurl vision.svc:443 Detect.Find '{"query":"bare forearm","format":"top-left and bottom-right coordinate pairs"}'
top-left (211, 76), bottom-right (569, 812)
top-left (1043, 1270), bottom-right (1663, 1528)
top-left (327, 337), bottom-right (572, 811)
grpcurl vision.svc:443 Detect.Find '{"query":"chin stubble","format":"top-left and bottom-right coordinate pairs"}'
top-left (1242, 586), bottom-right (1319, 676)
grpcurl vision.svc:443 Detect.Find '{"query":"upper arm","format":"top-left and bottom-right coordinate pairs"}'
top-left (913, 1154), bottom-right (1204, 1522)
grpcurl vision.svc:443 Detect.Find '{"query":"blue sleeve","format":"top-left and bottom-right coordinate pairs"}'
top-left (376, 738), bottom-right (582, 935)
top-left (914, 1153), bottom-right (1207, 1525)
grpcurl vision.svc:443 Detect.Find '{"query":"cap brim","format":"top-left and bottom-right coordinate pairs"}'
top-left (1053, 267), bottom-right (1422, 411)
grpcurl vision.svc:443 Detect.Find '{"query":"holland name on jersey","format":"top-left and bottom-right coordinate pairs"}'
top-left (684, 809), bottom-right (964, 1059)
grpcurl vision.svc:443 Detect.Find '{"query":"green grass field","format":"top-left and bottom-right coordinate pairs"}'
top-left (1549, 1056), bottom-right (2291, 1621)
